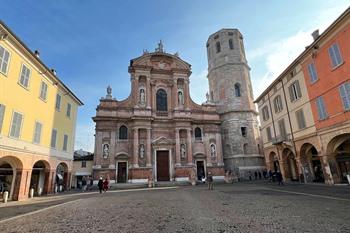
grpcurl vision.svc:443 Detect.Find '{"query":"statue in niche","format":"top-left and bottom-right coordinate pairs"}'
top-left (210, 144), bottom-right (216, 157)
top-left (139, 144), bottom-right (145, 159)
top-left (140, 89), bottom-right (146, 104)
top-left (178, 91), bottom-right (184, 106)
top-left (180, 144), bottom-right (186, 158)
top-left (103, 144), bottom-right (109, 159)
top-left (206, 92), bottom-right (210, 103)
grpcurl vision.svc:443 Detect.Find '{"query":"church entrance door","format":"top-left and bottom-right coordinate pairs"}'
top-left (156, 151), bottom-right (170, 181)
top-left (117, 162), bottom-right (127, 183)
top-left (196, 161), bottom-right (205, 181)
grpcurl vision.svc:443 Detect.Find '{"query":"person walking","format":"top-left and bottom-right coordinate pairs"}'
top-left (98, 177), bottom-right (103, 194)
top-left (103, 178), bottom-right (109, 192)
top-left (82, 176), bottom-right (87, 192)
top-left (276, 170), bottom-right (284, 186)
top-left (254, 171), bottom-right (258, 180)
top-left (207, 172), bottom-right (213, 190)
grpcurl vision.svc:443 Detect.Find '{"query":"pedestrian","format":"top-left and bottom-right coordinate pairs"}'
top-left (0, 179), bottom-right (4, 194)
top-left (268, 170), bottom-right (273, 182)
top-left (254, 171), bottom-right (258, 180)
top-left (98, 177), bottom-right (103, 194)
top-left (103, 178), bottom-right (109, 192)
top-left (258, 171), bottom-right (262, 179)
top-left (207, 172), bottom-right (213, 190)
top-left (263, 170), bottom-right (267, 179)
top-left (276, 170), bottom-right (284, 186)
top-left (248, 171), bottom-right (252, 181)
top-left (89, 177), bottom-right (93, 190)
top-left (82, 176), bottom-right (87, 192)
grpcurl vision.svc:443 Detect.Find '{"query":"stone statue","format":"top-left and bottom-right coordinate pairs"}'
top-left (180, 144), bottom-right (186, 158)
top-left (106, 85), bottom-right (112, 99)
top-left (178, 91), bottom-right (184, 106)
top-left (140, 89), bottom-right (145, 104)
top-left (139, 144), bottom-right (145, 158)
top-left (206, 92), bottom-right (210, 102)
top-left (155, 40), bottom-right (164, 53)
top-left (210, 144), bottom-right (216, 157)
top-left (103, 144), bottom-right (109, 159)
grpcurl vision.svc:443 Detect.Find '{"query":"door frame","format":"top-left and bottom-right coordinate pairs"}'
top-left (154, 148), bottom-right (172, 182)
top-left (195, 159), bottom-right (206, 181)
top-left (115, 161), bottom-right (128, 183)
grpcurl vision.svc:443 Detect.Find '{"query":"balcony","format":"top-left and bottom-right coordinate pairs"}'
top-left (272, 134), bottom-right (290, 145)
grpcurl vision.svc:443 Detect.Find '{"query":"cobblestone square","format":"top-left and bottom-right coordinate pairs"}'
top-left (1, 182), bottom-right (350, 233)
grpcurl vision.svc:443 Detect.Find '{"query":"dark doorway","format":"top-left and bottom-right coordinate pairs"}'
top-left (196, 161), bottom-right (205, 181)
top-left (312, 159), bottom-right (324, 183)
top-left (117, 162), bottom-right (127, 183)
top-left (156, 151), bottom-right (170, 181)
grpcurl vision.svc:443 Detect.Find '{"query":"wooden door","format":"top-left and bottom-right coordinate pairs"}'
top-left (117, 162), bottom-right (127, 183)
top-left (157, 151), bottom-right (169, 181)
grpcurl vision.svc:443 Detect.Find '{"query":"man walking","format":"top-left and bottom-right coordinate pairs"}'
top-left (276, 170), bottom-right (284, 186)
top-left (207, 172), bottom-right (213, 190)
top-left (98, 177), bottom-right (103, 194)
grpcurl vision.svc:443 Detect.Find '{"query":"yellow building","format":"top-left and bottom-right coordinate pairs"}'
top-left (0, 21), bottom-right (83, 201)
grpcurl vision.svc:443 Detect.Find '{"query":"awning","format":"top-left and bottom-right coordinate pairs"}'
top-left (75, 171), bottom-right (91, 176)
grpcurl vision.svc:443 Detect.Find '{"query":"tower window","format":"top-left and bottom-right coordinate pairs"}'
top-left (241, 127), bottom-right (247, 137)
top-left (119, 125), bottom-right (128, 140)
top-left (234, 83), bottom-right (241, 97)
top-left (229, 39), bottom-right (234, 50)
top-left (216, 42), bottom-right (221, 53)
top-left (156, 89), bottom-right (167, 111)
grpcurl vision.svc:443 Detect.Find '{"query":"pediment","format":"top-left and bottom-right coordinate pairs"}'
top-left (152, 136), bottom-right (174, 145)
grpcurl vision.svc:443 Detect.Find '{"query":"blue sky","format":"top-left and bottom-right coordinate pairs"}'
top-left (2, 0), bottom-right (349, 152)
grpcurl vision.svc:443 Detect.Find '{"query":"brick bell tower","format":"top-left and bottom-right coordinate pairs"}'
top-left (206, 29), bottom-right (264, 179)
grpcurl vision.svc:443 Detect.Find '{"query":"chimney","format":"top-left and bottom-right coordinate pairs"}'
top-left (34, 50), bottom-right (40, 58)
top-left (311, 29), bottom-right (319, 41)
top-left (51, 69), bottom-right (57, 76)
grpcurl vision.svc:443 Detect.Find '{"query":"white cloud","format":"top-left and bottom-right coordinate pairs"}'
top-left (248, 3), bottom-right (349, 98)
top-left (189, 69), bottom-right (209, 104)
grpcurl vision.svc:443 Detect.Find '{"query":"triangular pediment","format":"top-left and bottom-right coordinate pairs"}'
top-left (152, 136), bottom-right (174, 145)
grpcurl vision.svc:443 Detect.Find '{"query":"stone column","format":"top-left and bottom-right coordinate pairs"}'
top-left (215, 133), bottom-right (224, 166)
top-left (175, 129), bottom-right (181, 166)
top-left (320, 155), bottom-right (334, 184)
top-left (12, 168), bottom-right (32, 201)
top-left (146, 77), bottom-right (151, 109)
top-left (279, 161), bottom-right (287, 181)
top-left (187, 129), bottom-right (193, 165)
top-left (146, 128), bottom-right (152, 167)
top-left (133, 128), bottom-right (139, 168)
top-left (184, 79), bottom-right (190, 110)
top-left (172, 78), bottom-right (178, 110)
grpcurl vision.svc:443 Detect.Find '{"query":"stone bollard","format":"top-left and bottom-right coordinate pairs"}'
top-left (3, 191), bottom-right (8, 203)
top-left (29, 188), bottom-right (34, 198)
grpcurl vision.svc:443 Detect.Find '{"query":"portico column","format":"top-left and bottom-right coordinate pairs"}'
top-left (146, 128), bottom-right (152, 167)
top-left (187, 129), bottom-right (193, 165)
top-left (204, 132), bottom-right (212, 166)
top-left (175, 129), bottom-right (181, 166)
top-left (215, 133), bottom-right (224, 166)
top-left (279, 161), bottom-right (287, 181)
top-left (320, 155), bottom-right (334, 184)
top-left (133, 128), bottom-right (139, 168)
top-left (146, 77), bottom-right (151, 109)
top-left (184, 79), bottom-right (190, 110)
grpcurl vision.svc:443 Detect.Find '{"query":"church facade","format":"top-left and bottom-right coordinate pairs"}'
top-left (92, 29), bottom-right (264, 184)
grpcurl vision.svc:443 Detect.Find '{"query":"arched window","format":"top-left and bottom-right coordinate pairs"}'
top-left (156, 89), bottom-right (167, 111)
top-left (229, 39), bottom-right (234, 49)
top-left (194, 127), bottom-right (202, 140)
top-left (119, 125), bottom-right (128, 140)
top-left (234, 83), bottom-right (241, 97)
top-left (216, 42), bottom-right (221, 53)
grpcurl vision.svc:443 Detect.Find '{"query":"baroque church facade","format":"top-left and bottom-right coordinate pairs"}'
top-left (92, 29), bottom-right (264, 183)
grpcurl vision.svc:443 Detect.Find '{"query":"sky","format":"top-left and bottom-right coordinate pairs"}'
top-left (1, 0), bottom-right (349, 152)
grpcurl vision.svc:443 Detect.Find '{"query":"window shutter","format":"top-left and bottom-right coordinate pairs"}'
top-left (295, 81), bottom-right (302, 98)
top-left (289, 85), bottom-right (295, 102)
top-left (339, 84), bottom-right (349, 110)
top-left (333, 44), bottom-right (342, 65)
top-left (273, 98), bottom-right (277, 113)
top-left (0, 104), bottom-right (5, 133)
top-left (328, 46), bottom-right (336, 67)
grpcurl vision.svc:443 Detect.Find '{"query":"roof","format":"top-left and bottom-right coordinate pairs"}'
top-left (254, 7), bottom-right (350, 103)
top-left (0, 20), bottom-right (83, 106)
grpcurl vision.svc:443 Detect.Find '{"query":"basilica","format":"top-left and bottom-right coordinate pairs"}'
top-left (92, 29), bottom-right (265, 183)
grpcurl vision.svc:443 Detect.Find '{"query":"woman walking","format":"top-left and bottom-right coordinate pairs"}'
top-left (103, 178), bottom-right (109, 192)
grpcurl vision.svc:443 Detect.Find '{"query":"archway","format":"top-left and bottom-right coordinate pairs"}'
top-left (268, 151), bottom-right (279, 172)
top-left (0, 156), bottom-right (23, 200)
top-left (56, 162), bottom-right (68, 192)
top-left (326, 134), bottom-right (350, 183)
top-left (30, 160), bottom-right (50, 196)
top-left (282, 148), bottom-right (298, 181)
top-left (300, 143), bottom-right (324, 183)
